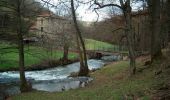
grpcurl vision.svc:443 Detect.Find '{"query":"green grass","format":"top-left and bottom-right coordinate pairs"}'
top-left (0, 43), bottom-right (78, 70)
top-left (0, 39), bottom-right (127, 70)
top-left (11, 59), bottom-right (158, 100)
top-left (85, 39), bottom-right (120, 51)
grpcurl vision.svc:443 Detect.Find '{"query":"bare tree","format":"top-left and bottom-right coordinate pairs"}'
top-left (0, 0), bottom-right (43, 92)
top-left (38, 0), bottom-right (89, 76)
top-left (71, 0), bottom-right (89, 76)
top-left (16, 0), bottom-right (31, 92)
top-left (93, 0), bottom-right (136, 75)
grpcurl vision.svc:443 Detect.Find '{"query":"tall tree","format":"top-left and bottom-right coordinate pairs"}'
top-left (0, 0), bottom-right (42, 92)
top-left (71, 0), bottom-right (89, 76)
top-left (148, 0), bottom-right (162, 61)
top-left (16, 0), bottom-right (32, 92)
top-left (94, 0), bottom-right (136, 75)
top-left (120, 0), bottom-right (136, 75)
top-left (39, 0), bottom-right (89, 76)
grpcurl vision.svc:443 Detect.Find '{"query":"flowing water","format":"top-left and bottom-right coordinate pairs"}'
top-left (0, 54), bottom-right (121, 99)
top-left (0, 59), bottom-right (105, 98)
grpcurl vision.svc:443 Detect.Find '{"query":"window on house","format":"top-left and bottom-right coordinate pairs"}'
top-left (41, 27), bottom-right (43, 32)
top-left (41, 18), bottom-right (43, 25)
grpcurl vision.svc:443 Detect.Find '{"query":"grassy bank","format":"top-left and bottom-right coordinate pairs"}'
top-left (85, 39), bottom-right (119, 51)
top-left (85, 39), bottom-right (128, 55)
top-left (11, 56), bottom-right (168, 100)
top-left (0, 43), bottom-right (78, 70)
top-left (0, 39), bottom-right (123, 70)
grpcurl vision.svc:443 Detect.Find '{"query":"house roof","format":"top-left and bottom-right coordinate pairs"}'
top-left (37, 11), bottom-right (54, 17)
top-left (37, 11), bottom-right (70, 21)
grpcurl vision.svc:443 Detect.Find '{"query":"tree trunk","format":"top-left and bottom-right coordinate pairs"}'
top-left (76, 34), bottom-right (85, 75)
top-left (121, 0), bottom-right (136, 75)
top-left (61, 43), bottom-right (69, 65)
top-left (149, 0), bottom-right (162, 61)
top-left (17, 0), bottom-right (31, 92)
top-left (71, 0), bottom-right (89, 76)
top-left (18, 28), bottom-right (31, 92)
top-left (62, 43), bottom-right (69, 61)
top-left (167, 0), bottom-right (170, 42)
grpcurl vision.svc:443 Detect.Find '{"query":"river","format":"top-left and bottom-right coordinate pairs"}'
top-left (0, 54), bottom-right (122, 99)
top-left (0, 59), bottom-right (106, 98)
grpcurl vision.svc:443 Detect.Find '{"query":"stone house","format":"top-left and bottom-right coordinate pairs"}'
top-left (30, 11), bottom-right (75, 48)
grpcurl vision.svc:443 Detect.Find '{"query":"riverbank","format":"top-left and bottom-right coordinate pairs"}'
top-left (0, 51), bottom-right (117, 72)
top-left (0, 43), bottom-right (78, 71)
top-left (10, 55), bottom-right (170, 100)
top-left (0, 58), bottom-right (80, 72)
top-left (0, 39), bottom-right (119, 72)
top-left (0, 59), bottom-right (106, 100)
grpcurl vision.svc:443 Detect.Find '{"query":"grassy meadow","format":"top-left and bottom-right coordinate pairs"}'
top-left (0, 42), bottom-right (77, 70)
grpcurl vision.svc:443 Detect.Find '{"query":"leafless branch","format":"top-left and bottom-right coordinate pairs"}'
top-left (112, 27), bottom-right (125, 33)
top-left (94, 0), bottom-right (122, 10)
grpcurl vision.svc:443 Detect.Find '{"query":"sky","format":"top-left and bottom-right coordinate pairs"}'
top-left (47, 0), bottom-right (107, 21)
top-left (40, 0), bottom-right (144, 22)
